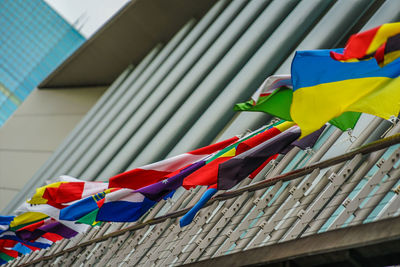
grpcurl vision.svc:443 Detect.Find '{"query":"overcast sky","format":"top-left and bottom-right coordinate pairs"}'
top-left (44, 0), bottom-right (130, 38)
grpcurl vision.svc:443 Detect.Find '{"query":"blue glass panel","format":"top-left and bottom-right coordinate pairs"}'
top-left (0, 0), bottom-right (85, 126)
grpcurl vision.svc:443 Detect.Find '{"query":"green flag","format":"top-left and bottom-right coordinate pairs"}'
top-left (76, 209), bottom-right (102, 227)
top-left (234, 75), bottom-right (361, 131)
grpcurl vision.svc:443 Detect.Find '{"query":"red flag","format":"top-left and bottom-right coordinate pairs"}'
top-left (109, 136), bottom-right (239, 190)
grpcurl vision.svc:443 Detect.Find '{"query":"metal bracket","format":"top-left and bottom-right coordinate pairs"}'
top-left (258, 220), bottom-right (267, 229)
top-left (195, 238), bottom-right (203, 246)
top-left (376, 158), bottom-right (385, 168)
top-left (393, 184), bottom-right (400, 195)
top-left (297, 209), bottom-right (305, 219)
top-left (225, 229), bottom-right (233, 237)
top-left (253, 197), bottom-right (261, 205)
top-left (342, 198), bottom-right (351, 207)
top-left (328, 173), bottom-right (337, 183)
top-left (289, 186), bottom-right (297, 195)
top-left (221, 207), bottom-right (229, 215)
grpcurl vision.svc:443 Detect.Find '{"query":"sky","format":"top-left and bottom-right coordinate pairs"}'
top-left (44, 0), bottom-right (130, 38)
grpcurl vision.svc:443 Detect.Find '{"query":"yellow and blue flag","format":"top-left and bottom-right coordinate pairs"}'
top-left (291, 49), bottom-right (400, 136)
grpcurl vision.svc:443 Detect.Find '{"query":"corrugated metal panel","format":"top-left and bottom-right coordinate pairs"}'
top-left (5, 0), bottom-right (400, 266)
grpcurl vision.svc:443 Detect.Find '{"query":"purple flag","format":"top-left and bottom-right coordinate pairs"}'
top-left (218, 127), bottom-right (301, 190)
top-left (17, 221), bottom-right (77, 242)
top-left (281, 124), bottom-right (326, 154)
top-left (137, 161), bottom-right (206, 201)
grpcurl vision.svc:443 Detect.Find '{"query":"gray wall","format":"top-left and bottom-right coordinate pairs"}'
top-left (0, 86), bottom-right (105, 210)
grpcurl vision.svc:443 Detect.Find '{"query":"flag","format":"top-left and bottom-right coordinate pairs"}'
top-left (331, 22), bottom-right (400, 67)
top-left (41, 232), bottom-right (63, 243)
top-left (234, 75), bottom-right (293, 120)
top-left (250, 124), bottom-right (325, 179)
top-left (138, 160), bottom-right (206, 201)
top-left (281, 124), bottom-right (326, 154)
top-left (0, 248), bottom-right (17, 259)
top-left (16, 203), bottom-right (89, 234)
top-left (0, 239), bottom-right (18, 249)
top-left (0, 216), bottom-right (14, 235)
top-left (182, 122), bottom-right (295, 189)
top-left (9, 212), bottom-right (48, 231)
top-left (108, 136), bottom-right (239, 190)
top-left (96, 189), bottom-right (156, 222)
top-left (76, 209), bottom-right (102, 226)
top-left (11, 243), bottom-right (31, 255)
top-left (234, 75), bottom-right (361, 131)
top-left (179, 187), bottom-right (217, 227)
top-left (218, 126), bottom-right (301, 190)
top-left (48, 177), bottom-right (108, 205)
top-left (291, 49), bottom-right (400, 137)
top-left (17, 219), bottom-right (77, 242)
top-left (29, 237), bottom-right (53, 249)
top-left (28, 176), bottom-right (108, 206)
top-left (97, 161), bottom-right (204, 222)
top-left (0, 232), bottom-right (52, 250)
top-left (59, 189), bottom-right (117, 221)
top-left (0, 250), bottom-right (17, 263)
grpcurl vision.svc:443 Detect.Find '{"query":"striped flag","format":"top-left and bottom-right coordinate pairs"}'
top-left (98, 161), bottom-right (205, 222)
top-left (15, 203), bottom-right (89, 234)
top-left (28, 176), bottom-right (108, 207)
top-left (182, 121), bottom-right (295, 189)
top-left (0, 217), bottom-right (14, 235)
top-left (59, 189), bottom-right (118, 221)
top-left (180, 125), bottom-right (326, 226)
top-left (16, 218), bottom-right (77, 242)
top-left (108, 136), bottom-right (239, 190)
top-left (331, 22), bottom-right (400, 67)
top-left (0, 232), bottom-right (52, 250)
top-left (96, 189), bottom-right (155, 222)
top-left (218, 126), bottom-right (301, 190)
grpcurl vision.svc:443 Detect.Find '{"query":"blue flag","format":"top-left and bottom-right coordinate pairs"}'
top-left (180, 188), bottom-right (218, 227)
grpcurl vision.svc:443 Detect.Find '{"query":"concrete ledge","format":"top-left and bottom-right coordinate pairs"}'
top-left (39, 0), bottom-right (218, 88)
top-left (184, 215), bottom-right (400, 266)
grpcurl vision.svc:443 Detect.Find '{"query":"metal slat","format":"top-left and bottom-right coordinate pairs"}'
top-left (305, 122), bottom-right (400, 235)
top-left (64, 20), bottom-right (196, 179)
top-left (182, 193), bottom-right (251, 264)
top-left (378, 190), bottom-right (400, 220)
top-left (133, 0), bottom-right (299, 165)
top-left (97, 0), bottom-right (251, 179)
top-left (213, 128), bottom-right (341, 255)
top-left (180, 147), bottom-right (302, 263)
top-left (166, 0), bottom-right (333, 158)
top-left (353, 166), bottom-right (400, 223)
top-left (53, 22), bottom-right (194, 180)
top-left (279, 154), bottom-right (364, 242)
top-left (328, 147), bottom-right (400, 229)
top-left (79, 0), bottom-right (230, 181)
top-left (39, 45), bottom-right (162, 182)
top-left (213, 0), bottom-right (385, 143)
top-left (110, 226), bottom-right (150, 266)
top-left (128, 219), bottom-right (172, 265)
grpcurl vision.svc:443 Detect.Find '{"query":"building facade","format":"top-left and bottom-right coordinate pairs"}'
top-left (0, 0), bottom-right (85, 126)
top-left (2, 0), bottom-right (400, 266)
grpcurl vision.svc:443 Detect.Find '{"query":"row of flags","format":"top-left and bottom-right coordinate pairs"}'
top-left (0, 120), bottom-right (322, 265)
top-left (1, 22), bottom-right (400, 265)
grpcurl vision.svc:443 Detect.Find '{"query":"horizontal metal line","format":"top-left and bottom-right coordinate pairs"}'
top-left (21, 133), bottom-right (400, 267)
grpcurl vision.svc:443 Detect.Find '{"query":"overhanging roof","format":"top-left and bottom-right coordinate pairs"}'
top-left (39, 0), bottom-right (217, 88)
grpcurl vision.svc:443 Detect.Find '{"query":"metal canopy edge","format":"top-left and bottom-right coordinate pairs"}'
top-left (39, 0), bottom-right (218, 89)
